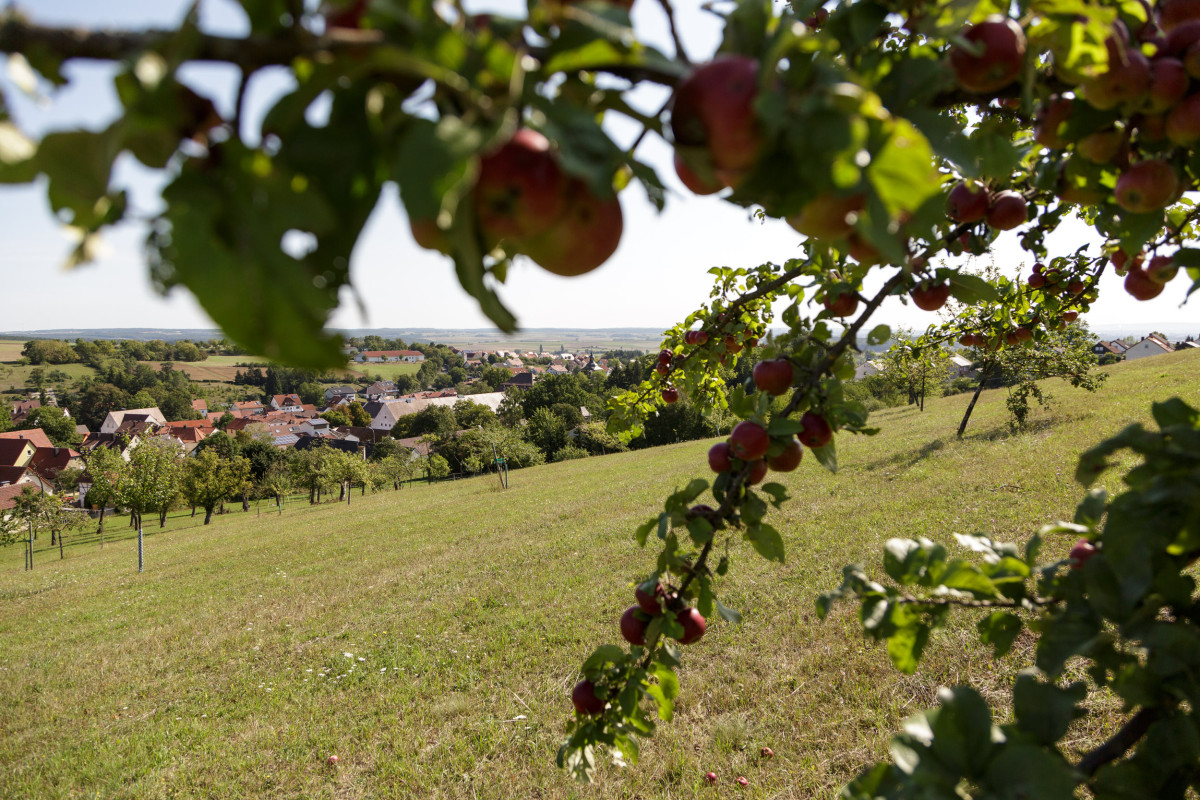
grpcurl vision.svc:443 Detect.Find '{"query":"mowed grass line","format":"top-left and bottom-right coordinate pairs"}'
top-left (0, 352), bottom-right (1198, 799)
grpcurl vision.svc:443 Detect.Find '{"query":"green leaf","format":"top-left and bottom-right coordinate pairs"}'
top-left (1012, 672), bottom-right (1085, 746)
top-left (767, 418), bottom-right (805, 437)
top-left (886, 604), bottom-right (930, 674)
top-left (981, 743), bottom-right (1077, 798)
top-left (938, 561), bottom-right (998, 598)
top-left (580, 644), bottom-right (626, 675)
top-left (977, 612), bottom-right (1023, 659)
top-left (948, 272), bottom-right (1001, 304)
top-left (760, 482), bottom-right (789, 508)
top-left (635, 517), bottom-right (656, 547)
top-left (644, 662), bottom-right (679, 722)
top-left (925, 686), bottom-right (998, 778)
top-left (715, 599), bottom-right (743, 624)
top-left (867, 118), bottom-right (940, 217)
top-left (867, 324), bottom-right (892, 346)
top-left (685, 516), bottom-right (714, 546)
top-left (745, 522), bottom-right (785, 563)
top-left (741, 491), bottom-right (768, 525)
top-left (811, 441), bottom-right (838, 473)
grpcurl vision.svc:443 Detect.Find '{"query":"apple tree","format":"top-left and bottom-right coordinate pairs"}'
top-left (4, 0), bottom-right (1200, 795)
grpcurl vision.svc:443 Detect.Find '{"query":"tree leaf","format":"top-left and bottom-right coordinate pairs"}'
top-left (977, 612), bottom-right (1022, 659)
top-left (745, 522), bottom-right (785, 563)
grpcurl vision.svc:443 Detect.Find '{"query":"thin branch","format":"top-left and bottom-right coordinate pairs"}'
top-left (656, 0), bottom-right (690, 66)
top-left (1078, 705), bottom-right (1167, 777)
top-left (895, 592), bottom-right (1058, 609)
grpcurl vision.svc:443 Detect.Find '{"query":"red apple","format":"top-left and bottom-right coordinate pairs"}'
top-left (670, 57), bottom-right (762, 177)
top-left (674, 152), bottom-right (723, 195)
top-left (1076, 129), bottom-right (1124, 164)
top-left (324, 0), bottom-right (367, 29)
top-left (656, 362), bottom-right (669, 376)
top-left (946, 181), bottom-right (990, 223)
top-left (635, 581), bottom-right (665, 615)
top-left (753, 359), bottom-right (795, 395)
top-left (1166, 18), bottom-right (1200, 53)
top-left (847, 235), bottom-right (883, 266)
top-left (1114, 159), bottom-right (1180, 213)
top-left (745, 459), bottom-right (768, 485)
top-left (736, 776), bottom-right (750, 787)
top-left (767, 438), bottom-right (803, 472)
top-left (1069, 539), bottom-right (1097, 568)
top-left (708, 441), bottom-right (734, 472)
top-left (950, 16), bottom-right (1027, 93)
top-left (729, 421), bottom-right (769, 460)
top-left (620, 606), bottom-right (650, 645)
top-left (661, 387), bottom-right (679, 404)
top-left (523, 178), bottom-right (623, 276)
top-left (1067, 279), bottom-right (1085, 295)
top-left (409, 217), bottom-right (452, 254)
top-left (1147, 254), bottom-right (1179, 284)
top-left (658, 349), bottom-right (673, 365)
top-left (572, 679), bottom-right (606, 715)
top-left (910, 281), bottom-right (952, 311)
top-left (674, 607), bottom-right (706, 644)
top-left (1160, 0), bottom-right (1200, 31)
top-left (705, 772), bottom-right (719, 785)
top-left (1186, 41), bottom-right (1200, 77)
top-left (1148, 57), bottom-right (1189, 112)
top-left (1063, 310), bottom-right (1079, 322)
top-left (684, 330), bottom-right (709, 346)
top-left (1125, 266), bottom-right (1166, 300)
top-left (787, 193), bottom-right (864, 240)
top-left (798, 411), bottom-right (833, 448)
top-left (1166, 93), bottom-right (1200, 145)
top-left (327, 754), bottom-right (339, 765)
top-left (724, 335), bottom-right (743, 354)
top-left (1028, 272), bottom-right (1046, 289)
top-left (986, 190), bottom-right (1028, 230)
top-left (824, 288), bottom-right (860, 317)
top-left (761, 746), bottom-right (774, 758)
top-left (475, 129), bottom-right (567, 243)
top-left (1035, 96), bottom-right (1073, 148)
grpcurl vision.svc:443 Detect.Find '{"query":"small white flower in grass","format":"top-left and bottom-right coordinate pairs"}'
top-left (357, 657), bottom-right (365, 662)
top-left (343, 652), bottom-right (353, 658)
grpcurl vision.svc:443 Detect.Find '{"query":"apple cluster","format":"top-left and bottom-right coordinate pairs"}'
top-left (410, 128), bottom-right (624, 277)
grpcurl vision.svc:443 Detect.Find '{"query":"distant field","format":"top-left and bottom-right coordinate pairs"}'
top-left (0, 339), bottom-right (25, 361)
top-left (345, 361), bottom-right (422, 380)
top-left (3, 352), bottom-right (1198, 798)
top-left (0, 362), bottom-right (95, 393)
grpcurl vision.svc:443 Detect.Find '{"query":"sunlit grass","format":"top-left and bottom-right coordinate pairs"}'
top-left (0, 351), bottom-right (1197, 799)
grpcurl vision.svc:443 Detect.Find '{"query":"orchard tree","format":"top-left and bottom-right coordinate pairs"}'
top-left (12, 486), bottom-right (87, 563)
top-left (7, 1), bottom-right (1200, 796)
top-left (83, 445), bottom-right (125, 547)
top-left (119, 438), bottom-right (183, 531)
top-left (878, 331), bottom-right (953, 411)
top-left (180, 450), bottom-right (252, 524)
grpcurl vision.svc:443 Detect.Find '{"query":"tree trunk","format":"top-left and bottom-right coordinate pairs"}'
top-left (957, 365), bottom-right (993, 439)
top-left (361, 482), bottom-right (365, 496)
top-left (339, 482), bottom-right (345, 502)
top-left (204, 506), bottom-right (214, 525)
top-left (191, 506), bottom-right (197, 517)
top-left (58, 528), bottom-right (64, 559)
top-left (51, 528), bottom-right (56, 546)
top-left (98, 506), bottom-right (105, 549)
top-left (159, 507), bottom-right (167, 527)
top-left (241, 492), bottom-right (249, 512)
top-left (309, 485), bottom-right (315, 504)
top-left (920, 370), bottom-right (926, 412)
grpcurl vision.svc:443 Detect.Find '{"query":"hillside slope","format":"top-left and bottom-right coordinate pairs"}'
top-left (1, 351), bottom-right (1198, 799)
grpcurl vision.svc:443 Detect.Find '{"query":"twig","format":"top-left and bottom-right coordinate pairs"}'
top-left (1078, 705), bottom-right (1167, 777)
top-left (656, 0), bottom-right (690, 66)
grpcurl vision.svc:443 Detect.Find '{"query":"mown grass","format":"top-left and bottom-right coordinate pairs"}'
top-left (1, 352), bottom-right (1198, 799)
top-left (346, 362), bottom-right (423, 381)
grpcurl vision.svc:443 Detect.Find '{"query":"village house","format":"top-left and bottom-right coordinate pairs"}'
top-left (269, 393), bottom-right (304, 413)
top-left (501, 372), bottom-right (536, 391)
top-left (356, 349), bottom-right (425, 363)
top-left (1092, 340), bottom-right (1128, 357)
top-left (233, 400), bottom-right (266, 416)
top-left (191, 398), bottom-right (208, 414)
top-left (854, 360), bottom-right (883, 379)
top-left (324, 385), bottom-right (358, 402)
top-left (1125, 334), bottom-right (1175, 361)
top-left (98, 407), bottom-right (167, 435)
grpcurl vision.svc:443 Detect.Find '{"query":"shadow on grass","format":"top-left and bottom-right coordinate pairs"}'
top-left (961, 409), bottom-right (1091, 443)
top-left (860, 436), bottom-right (950, 473)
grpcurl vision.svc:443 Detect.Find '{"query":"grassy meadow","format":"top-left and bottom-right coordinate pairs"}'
top-left (1, 352), bottom-right (1198, 799)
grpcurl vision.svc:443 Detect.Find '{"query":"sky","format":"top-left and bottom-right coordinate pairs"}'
top-left (0, 0), bottom-right (1196, 340)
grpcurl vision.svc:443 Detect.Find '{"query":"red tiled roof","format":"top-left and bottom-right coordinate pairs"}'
top-left (0, 429), bottom-right (54, 449)
top-left (0, 465), bottom-right (31, 486)
top-left (191, 399), bottom-right (208, 412)
top-left (29, 448), bottom-right (80, 479)
top-left (0, 482), bottom-right (40, 510)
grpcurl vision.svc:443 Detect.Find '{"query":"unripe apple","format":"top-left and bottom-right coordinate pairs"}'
top-left (661, 387), bottom-right (679, 404)
top-left (910, 281), bottom-right (952, 311)
top-left (729, 420), bottom-right (770, 460)
top-left (787, 193), bottom-right (863, 240)
top-left (986, 190), bottom-right (1028, 230)
top-left (798, 411), bottom-right (833, 449)
top-left (1068, 539), bottom-right (1097, 568)
top-left (1114, 159), bottom-right (1180, 213)
top-left (1076, 129), bottom-right (1124, 164)
top-left (572, 679), bottom-right (606, 715)
top-left (670, 57), bottom-right (763, 177)
top-left (1125, 266), bottom-right (1166, 300)
top-left (1147, 254), bottom-right (1179, 284)
top-left (950, 16), bottom-right (1027, 93)
top-left (767, 438), bottom-right (803, 472)
top-left (674, 607), bottom-right (706, 644)
top-left (620, 606), bottom-right (651, 645)
top-left (475, 129), bottom-right (567, 243)
top-left (708, 441), bottom-right (733, 472)
top-left (946, 181), bottom-right (990, 222)
top-left (753, 358), bottom-right (794, 395)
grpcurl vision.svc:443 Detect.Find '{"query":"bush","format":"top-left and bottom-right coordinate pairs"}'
top-left (552, 444), bottom-right (589, 462)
